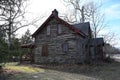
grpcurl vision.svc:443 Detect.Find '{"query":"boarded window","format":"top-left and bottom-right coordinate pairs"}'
top-left (58, 24), bottom-right (62, 34)
top-left (62, 42), bottom-right (68, 52)
top-left (47, 25), bottom-right (50, 35)
top-left (42, 44), bottom-right (48, 56)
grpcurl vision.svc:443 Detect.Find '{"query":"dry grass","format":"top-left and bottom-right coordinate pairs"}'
top-left (4, 62), bottom-right (45, 73)
top-left (5, 65), bottom-right (45, 73)
top-left (3, 61), bottom-right (120, 80)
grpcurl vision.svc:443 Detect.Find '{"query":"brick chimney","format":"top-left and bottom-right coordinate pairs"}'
top-left (52, 9), bottom-right (58, 17)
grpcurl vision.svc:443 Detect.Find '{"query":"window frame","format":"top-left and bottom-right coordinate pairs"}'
top-left (41, 44), bottom-right (48, 57)
top-left (46, 25), bottom-right (51, 36)
top-left (62, 41), bottom-right (69, 52)
top-left (57, 24), bottom-right (62, 35)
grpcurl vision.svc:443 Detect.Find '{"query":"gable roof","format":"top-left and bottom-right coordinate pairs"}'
top-left (32, 9), bottom-right (88, 38)
top-left (73, 22), bottom-right (91, 36)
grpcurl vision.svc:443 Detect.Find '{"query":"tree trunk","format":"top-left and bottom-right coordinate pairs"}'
top-left (0, 66), bottom-right (5, 80)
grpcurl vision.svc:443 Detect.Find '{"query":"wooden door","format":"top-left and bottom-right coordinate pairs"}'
top-left (42, 44), bottom-right (48, 56)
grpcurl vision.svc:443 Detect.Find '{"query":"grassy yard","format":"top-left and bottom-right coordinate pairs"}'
top-left (3, 61), bottom-right (120, 80)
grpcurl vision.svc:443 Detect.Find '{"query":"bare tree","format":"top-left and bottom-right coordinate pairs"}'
top-left (0, 0), bottom-right (40, 48)
top-left (62, 0), bottom-right (107, 38)
top-left (102, 32), bottom-right (118, 46)
top-left (62, 0), bottom-right (120, 59)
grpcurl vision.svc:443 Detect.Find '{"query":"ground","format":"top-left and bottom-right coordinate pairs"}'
top-left (1, 60), bottom-right (120, 80)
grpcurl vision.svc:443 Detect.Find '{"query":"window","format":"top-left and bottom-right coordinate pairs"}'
top-left (47, 25), bottom-right (50, 35)
top-left (58, 24), bottom-right (62, 34)
top-left (41, 44), bottom-right (48, 56)
top-left (77, 41), bottom-right (81, 49)
top-left (62, 42), bottom-right (68, 52)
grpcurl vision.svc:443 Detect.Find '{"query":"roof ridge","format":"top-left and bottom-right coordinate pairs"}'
top-left (32, 9), bottom-right (88, 38)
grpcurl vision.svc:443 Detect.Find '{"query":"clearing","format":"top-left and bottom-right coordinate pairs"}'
top-left (2, 61), bottom-right (120, 80)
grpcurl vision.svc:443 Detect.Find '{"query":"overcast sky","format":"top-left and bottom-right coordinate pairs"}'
top-left (16, 0), bottom-right (120, 48)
